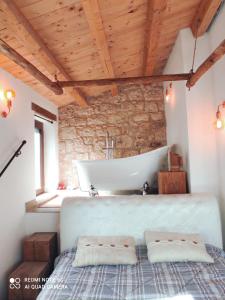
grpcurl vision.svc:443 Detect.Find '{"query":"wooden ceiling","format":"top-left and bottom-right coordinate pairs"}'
top-left (0, 0), bottom-right (222, 107)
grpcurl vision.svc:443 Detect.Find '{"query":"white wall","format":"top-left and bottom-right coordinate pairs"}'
top-left (164, 4), bottom-right (225, 246)
top-left (208, 5), bottom-right (225, 247)
top-left (0, 68), bottom-right (58, 299)
top-left (164, 34), bottom-right (190, 177)
top-left (25, 213), bottom-right (59, 235)
top-left (181, 30), bottom-right (219, 195)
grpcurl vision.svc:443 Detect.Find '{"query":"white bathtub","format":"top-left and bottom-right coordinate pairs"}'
top-left (74, 145), bottom-right (170, 193)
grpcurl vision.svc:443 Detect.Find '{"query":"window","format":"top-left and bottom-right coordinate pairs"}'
top-left (34, 120), bottom-right (44, 195)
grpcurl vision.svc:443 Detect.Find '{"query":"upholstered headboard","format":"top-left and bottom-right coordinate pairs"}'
top-left (60, 193), bottom-right (223, 252)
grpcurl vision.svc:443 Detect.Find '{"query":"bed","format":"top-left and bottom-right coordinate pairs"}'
top-left (37, 194), bottom-right (225, 300)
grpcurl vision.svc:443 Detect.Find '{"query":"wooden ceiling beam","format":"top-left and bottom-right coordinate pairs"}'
top-left (0, 0), bottom-right (88, 107)
top-left (143, 0), bottom-right (167, 75)
top-left (82, 0), bottom-right (118, 96)
top-left (191, 0), bottom-right (222, 37)
top-left (58, 73), bottom-right (190, 87)
top-left (0, 39), bottom-right (63, 95)
top-left (0, 37), bottom-right (190, 91)
top-left (187, 39), bottom-right (225, 88)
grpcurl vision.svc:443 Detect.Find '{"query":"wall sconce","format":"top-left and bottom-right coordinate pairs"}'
top-left (0, 86), bottom-right (16, 118)
top-left (215, 101), bottom-right (225, 129)
top-left (165, 82), bottom-right (172, 102)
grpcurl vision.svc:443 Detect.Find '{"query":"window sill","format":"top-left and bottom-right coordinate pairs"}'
top-left (36, 192), bottom-right (57, 203)
top-left (26, 190), bottom-right (89, 212)
top-left (26, 192), bottom-right (57, 212)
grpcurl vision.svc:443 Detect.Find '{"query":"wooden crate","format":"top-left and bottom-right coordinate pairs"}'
top-left (23, 232), bottom-right (57, 265)
top-left (8, 261), bottom-right (50, 300)
top-left (158, 171), bottom-right (187, 194)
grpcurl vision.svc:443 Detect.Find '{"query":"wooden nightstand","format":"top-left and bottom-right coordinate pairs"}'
top-left (8, 261), bottom-right (50, 300)
top-left (23, 232), bottom-right (58, 269)
top-left (8, 232), bottom-right (57, 300)
top-left (158, 171), bottom-right (187, 194)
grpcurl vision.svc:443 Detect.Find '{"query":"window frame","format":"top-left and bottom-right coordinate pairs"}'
top-left (35, 120), bottom-right (45, 195)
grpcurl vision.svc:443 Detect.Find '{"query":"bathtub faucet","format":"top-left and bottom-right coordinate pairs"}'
top-left (103, 131), bottom-right (115, 160)
top-left (89, 185), bottom-right (99, 197)
top-left (142, 181), bottom-right (150, 195)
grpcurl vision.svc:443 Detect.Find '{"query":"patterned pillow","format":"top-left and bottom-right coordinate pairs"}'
top-left (145, 231), bottom-right (214, 263)
top-left (73, 236), bottom-right (137, 267)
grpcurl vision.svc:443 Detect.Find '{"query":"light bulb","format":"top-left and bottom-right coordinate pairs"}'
top-left (0, 86), bottom-right (15, 118)
top-left (6, 91), bottom-right (12, 99)
top-left (216, 118), bottom-right (223, 129)
top-left (165, 82), bottom-right (173, 103)
top-left (165, 88), bottom-right (170, 102)
top-left (4, 89), bottom-right (15, 101)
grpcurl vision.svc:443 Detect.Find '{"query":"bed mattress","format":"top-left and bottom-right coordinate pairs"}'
top-left (37, 245), bottom-right (225, 300)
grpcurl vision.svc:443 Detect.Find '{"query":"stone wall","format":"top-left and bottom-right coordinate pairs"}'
top-left (59, 84), bottom-right (167, 187)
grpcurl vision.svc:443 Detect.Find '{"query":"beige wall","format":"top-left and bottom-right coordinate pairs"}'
top-left (58, 84), bottom-right (167, 187)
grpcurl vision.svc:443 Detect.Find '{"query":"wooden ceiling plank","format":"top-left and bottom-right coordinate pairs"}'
top-left (19, 0), bottom-right (78, 20)
top-left (143, 0), bottom-right (167, 75)
top-left (191, 0), bottom-right (222, 37)
top-left (82, 0), bottom-right (118, 96)
top-left (0, 0), bottom-right (204, 101)
top-left (0, 0), bottom-right (88, 107)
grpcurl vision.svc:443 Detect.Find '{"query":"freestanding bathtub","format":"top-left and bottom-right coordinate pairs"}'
top-left (74, 145), bottom-right (170, 193)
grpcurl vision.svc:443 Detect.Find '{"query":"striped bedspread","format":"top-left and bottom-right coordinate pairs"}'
top-left (37, 245), bottom-right (225, 300)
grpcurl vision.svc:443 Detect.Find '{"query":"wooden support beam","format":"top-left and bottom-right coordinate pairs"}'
top-left (58, 73), bottom-right (190, 87)
top-left (143, 0), bottom-right (167, 75)
top-left (191, 0), bottom-right (222, 37)
top-left (187, 39), bottom-right (225, 88)
top-left (0, 37), bottom-right (190, 91)
top-left (0, 39), bottom-right (63, 95)
top-left (82, 0), bottom-right (118, 96)
top-left (0, 0), bottom-right (88, 107)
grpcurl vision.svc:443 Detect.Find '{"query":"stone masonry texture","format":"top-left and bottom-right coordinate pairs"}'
top-left (59, 84), bottom-right (167, 187)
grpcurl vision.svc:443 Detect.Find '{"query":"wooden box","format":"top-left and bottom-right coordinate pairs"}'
top-left (23, 232), bottom-right (57, 264)
top-left (8, 261), bottom-right (50, 300)
top-left (158, 171), bottom-right (187, 194)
